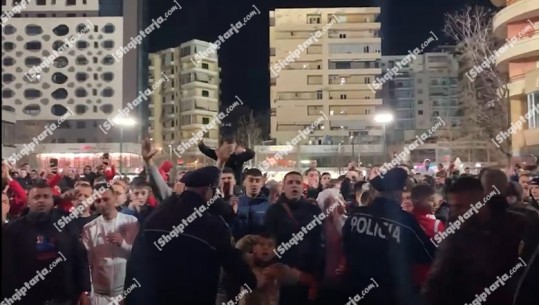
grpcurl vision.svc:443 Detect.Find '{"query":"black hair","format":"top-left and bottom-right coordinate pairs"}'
top-left (422, 175), bottom-right (436, 188)
top-left (448, 176), bottom-right (484, 194)
top-left (411, 184), bottom-right (435, 202)
top-left (304, 168), bottom-right (319, 176)
top-left (130, 178), bottom-right (151, 189)
top-left (222, 167), bottom-right (234, 174)
top-left (283, 171), bottom-right (303, 182)
top-left (321, 172), bottom-right (331, 177)
top-left (244, 168), bottom-right (263, 178)
top-left (30, 179), bottom-right (50, 190)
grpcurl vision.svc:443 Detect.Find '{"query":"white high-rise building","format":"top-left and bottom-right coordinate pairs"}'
top-left (269, 8), bottom-right (383, 145)
top-left (1, 0), bottom-right (143, 171)
top-left (149, 40), bottom-right (221, 164)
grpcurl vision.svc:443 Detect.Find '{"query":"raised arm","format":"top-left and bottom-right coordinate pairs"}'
top-left (141, 137), bottom-right (172, 202)
top-left (198, 140), bottom-right (218, 160)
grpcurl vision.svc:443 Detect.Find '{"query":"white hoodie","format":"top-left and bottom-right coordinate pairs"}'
top-left (82, 213), bottom-right (139, 297)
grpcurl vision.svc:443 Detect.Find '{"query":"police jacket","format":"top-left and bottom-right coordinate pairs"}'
top-left (124, 190), bottom-right (256, 305)
top-left (231, 194), bottom-right (269, 241)
top-left (342, 196), bottom-right (435, 303)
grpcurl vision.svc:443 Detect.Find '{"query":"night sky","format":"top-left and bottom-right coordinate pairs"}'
top-left (150, 0), bottom-right (494, 113)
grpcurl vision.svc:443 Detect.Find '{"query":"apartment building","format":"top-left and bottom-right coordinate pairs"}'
top-left (269, 7), bottom-right (384, 158)
top-left (382, 52), bottom-right (498, 164)
top-left (149, 40), bottom-right (220, 161)
top-left (383, 52), bottom-right (461, 142)
top-left (491, 0), bottom-right (539, 157)
top-left (1, 0), bottom-right (144, 170)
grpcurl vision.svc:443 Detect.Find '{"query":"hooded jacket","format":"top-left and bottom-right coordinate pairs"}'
top-left (159, 160), bottom-right (174, 183)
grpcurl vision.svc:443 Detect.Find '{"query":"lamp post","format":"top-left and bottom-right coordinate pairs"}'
top-left (113, 117), bottom-right (136, 175)
top-left (374, 113), bottom-right (394, 158)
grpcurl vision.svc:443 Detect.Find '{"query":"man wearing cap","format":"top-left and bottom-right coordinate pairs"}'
top-left (341, 167), bottom-right (435, 305)
top-left (124, 148), bottom-right (259, 305)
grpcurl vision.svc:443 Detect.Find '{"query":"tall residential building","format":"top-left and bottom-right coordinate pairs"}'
top-left (382, 52), bottom-right (495, 165)
top-left (149, 40), bottom-right (221, 163)
top-left (383, 52), bottom-right (461, 143)
top-left (491, 0), bottom-right (539, 156)
top-left (269, 7), bottom-right (384, 161)
top-left (1, 0), bottom-right (143, 171)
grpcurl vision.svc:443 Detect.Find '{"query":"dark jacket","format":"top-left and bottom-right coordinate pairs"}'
top-left (264, 194), bottom-right (323, 305)
top-left (424, 198), bottom-right (528, 305)
top-left (513, 245), bottom-right (539, 305)
top-left (121, 204), bottom-right (154, 226)
top-left (57, 176), bottom-right (76, 193)
top-left (124, 191), bottom-right (256, 305)
top-left (16, 175), bottom-right (33, 190)
top-left (231, 194), bottom-right (270, 241)
top-left (342, 196), bottom-right (435, 305)
top-left (2, 209), bottom-right (91, 305)
top-left (198, 142), bottom-right (255, 184)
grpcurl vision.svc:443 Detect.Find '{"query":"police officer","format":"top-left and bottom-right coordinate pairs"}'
top-left (124, 166), bottom-right (259, 305)
top-left (341, 167), bottom-right (435, 305)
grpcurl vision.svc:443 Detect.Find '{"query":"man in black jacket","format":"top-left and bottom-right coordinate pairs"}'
top-left (124, 166), bottom-right (259, 305)
top-left (265, 171), bottom-right (323, 305)
top-left (2, 180), bottom-right (91, 305)
top-left (198, 137), bottom-right (255, 185)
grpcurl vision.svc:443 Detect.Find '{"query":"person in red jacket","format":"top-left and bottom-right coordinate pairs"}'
top-left (410, 184), bottom-right (444, 287)
top-left (2, 161), bottom-right (27, 218)
top-left (159, 160), bottom-right (174, 183)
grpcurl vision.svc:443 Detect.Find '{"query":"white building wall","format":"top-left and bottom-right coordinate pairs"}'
top-left (270, 7), bottom-right (383, 148)
top-left (2, 17), bottom-right (124, 120)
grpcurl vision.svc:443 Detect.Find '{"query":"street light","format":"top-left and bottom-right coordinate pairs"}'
top-left (113, 117), bottom-right (137, 175)
top-left (374, 113), bottom-right (394, 158)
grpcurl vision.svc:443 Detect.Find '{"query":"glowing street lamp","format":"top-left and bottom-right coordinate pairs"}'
top-left (373, 113), bottom-right (394, 156)
top-left (113, 117), bottom-right (137, 174)
top-left (374, 113), bottom-right (394, 124)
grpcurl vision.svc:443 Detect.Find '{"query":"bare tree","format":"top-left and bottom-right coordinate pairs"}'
top-left (236, 111), bottom-right (263, 149)
top-left (444, 5), bottom-right (512, 163)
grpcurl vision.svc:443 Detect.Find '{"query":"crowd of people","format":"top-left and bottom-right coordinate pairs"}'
top-left (1, 136), bottom-right (539, 305)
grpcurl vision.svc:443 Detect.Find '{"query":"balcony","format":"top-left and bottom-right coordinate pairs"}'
top-left (492, 0), bottom-right (539, 38)
top-left (508, 73), bottom-right (527, 97)
top-left (496, 29), bottom-right (539, 72)
top-left (524, 128), bottom-right (539, 146)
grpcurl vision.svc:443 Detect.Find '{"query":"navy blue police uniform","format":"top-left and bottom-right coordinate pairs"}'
top-left (124, 166), bottom-right (256, 305)
top-left (342, 168), bottom-right (436, 305)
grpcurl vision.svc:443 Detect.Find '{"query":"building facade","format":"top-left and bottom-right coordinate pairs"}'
top-left (269, 7), bottom-right (384, 163)
top-left (1, 0), bottom-right (142, 171)
top-left (491, 0), bottom-right (539, 156)
top-left (149, 40), bottom-right (220, 164)
top-left (382, 51), bottom-right (498, 165)
top-left (1, 109), bottom-right (17, 160)
top-left (383, 52), bottom-right (461, 143)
